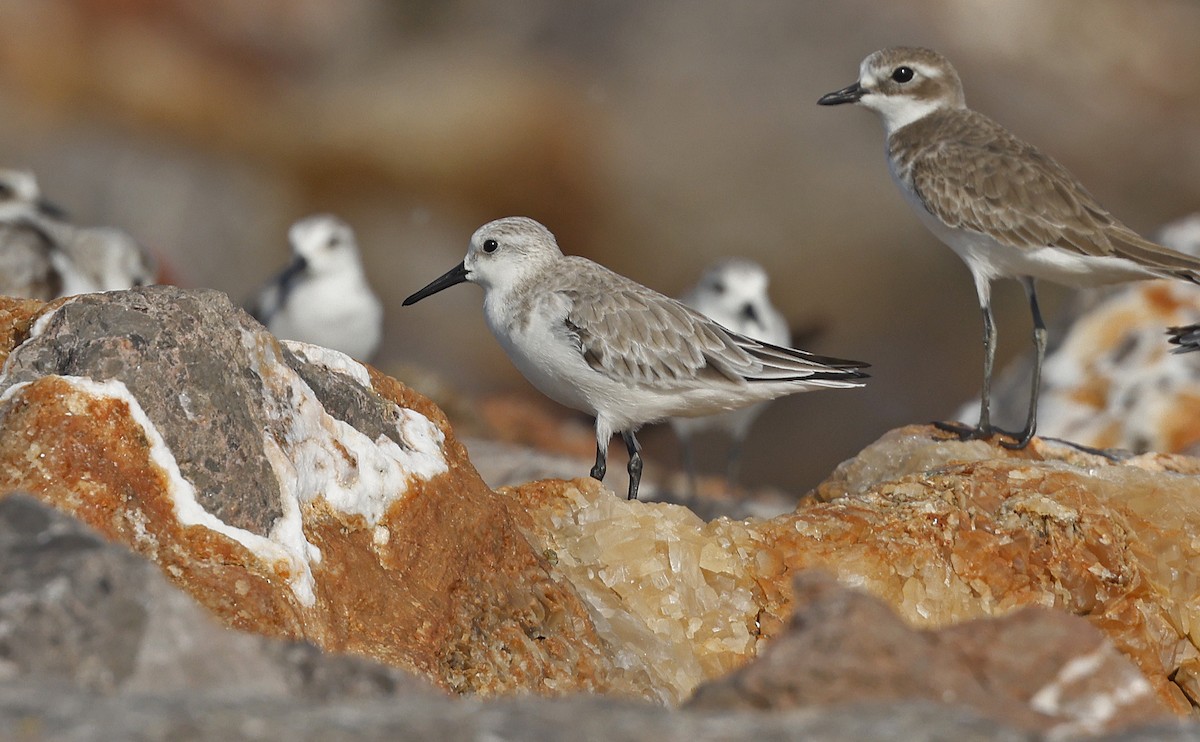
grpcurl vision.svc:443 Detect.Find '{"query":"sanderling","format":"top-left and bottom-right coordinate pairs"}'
top-left (0, 169), bottom-right (66, 222)
top-left (0, 168), bottom-right (156, 297)
top-left (403, 216), bottom-right (868, 500)
top-left (669, 258), bottom-right (791, 494)
top-left (819, 46), bottom-right (1200, 448)
top-left (251, 214), bottom-right (383, 361)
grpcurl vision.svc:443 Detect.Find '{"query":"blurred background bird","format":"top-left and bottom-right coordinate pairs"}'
top-left (0, 168), bottom-right (154, 299)
top-left (2, 1), bottom-right (1200, 492)
top-left (670, 258), bottom-right (793, 495)
top-left (250, 214), bottom-right (383, 362)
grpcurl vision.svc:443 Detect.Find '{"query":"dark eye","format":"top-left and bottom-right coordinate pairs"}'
top-left (483, 238), bottom-right (499, 253)
top-left (891, 66), bottom-right (914, 83)
top-left (0, 184), bottom-right (11, 198)
top-left (325, 236), bottom-right (338, 249)
top-left (710, 280), bottom-right (725, 295)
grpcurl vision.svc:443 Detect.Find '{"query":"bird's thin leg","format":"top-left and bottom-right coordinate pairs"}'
top-left (936, 297), bottom-right (997, 440)
top-left (725, 437), bottom-right (745, 492)
top-left (623, 431), bottom-right (643, 501)
top-left (680, 434), bottom-right (699, 499)
top-left (1002, 278), bottom-right (1044, 450)
top-left (978, 299), bottom-right (997, 435)
top-left (590, 440), bottom-right (607, 481)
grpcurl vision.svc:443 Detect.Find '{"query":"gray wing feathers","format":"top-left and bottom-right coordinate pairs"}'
top-left (557, 260), bottom-right (866, 389)
top-left (904, 110), bottom-right (1200, 281)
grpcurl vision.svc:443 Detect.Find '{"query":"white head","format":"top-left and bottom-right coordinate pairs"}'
top-left (818, 47), bottom-right (966, 135)
top-left (403, 216), bottom-right (563, 305)
top-left (288, 214), bottom-right (362, 276)
top-left (0, 169), bottom-right (42, 205)
top-left (686, 258), bottom-right (776, 333)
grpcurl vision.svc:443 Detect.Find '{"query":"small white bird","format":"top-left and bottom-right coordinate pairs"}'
top-left (669, 259), bottom-right (791, 494)
top-left (402, 217), bottom-right (868, 500)
top-left (0, 169), bottom-right (156, 298)
top-left (251, 214), bottom-right (383, 361)
top-left (0, 169), bottom-right (66, 222)
top-left (819, 47), bottom-right (1200, 448)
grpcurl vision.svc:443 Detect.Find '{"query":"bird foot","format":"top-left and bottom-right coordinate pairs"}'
top-left (932, 420), bottom-right (994, 441)
top-left (932, 420), bottom-right (1036, 449)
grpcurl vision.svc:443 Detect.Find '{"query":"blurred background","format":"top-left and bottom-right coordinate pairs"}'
top-left (1, 0), bottom-right (1198, 495)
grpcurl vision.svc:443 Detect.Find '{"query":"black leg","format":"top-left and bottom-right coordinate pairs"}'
top-left (1002, 278), bottom-right (1044, 450)
top-left (590, 441), bottom-right (607, 481)
top-left (623, 431), bottom-right (643, 501)
top-left (680, 434), bottom-right (698, 499)
top-left (979, 300), bottom-right (996, 434)
top-left (936, 301), bottom-right (997, 440)
top-left (725, 436), bottom-right (745, 491)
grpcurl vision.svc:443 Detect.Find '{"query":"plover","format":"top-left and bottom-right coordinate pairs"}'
top-left (251, 214), bottom-right (383, 361)
top-left (402, 217), bottom-right (868, 500)
top-left (670, 258), bottom-right (791, 493)
top-left (819, 46), bottom-right (1200, 448)
top-left (0, 169), bottom-right (155, 297)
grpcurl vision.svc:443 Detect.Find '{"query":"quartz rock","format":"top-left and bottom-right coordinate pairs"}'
top-left (510, 425), bottom-right (1200, 713)
top-left (5, 289), bottom-right (1200, 729)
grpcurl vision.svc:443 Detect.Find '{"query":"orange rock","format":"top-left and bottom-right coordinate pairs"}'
top-left (4, 289), bottom-right (1200, 721)
top-left (0, 290), bottom-right (642, 698)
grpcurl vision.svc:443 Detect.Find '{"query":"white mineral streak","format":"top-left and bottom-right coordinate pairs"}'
top-left (1031, 643), bottom-right (1154, 741)
top-left (0, 318), bottom-right (449, 608)
top-left (26, 295), bottom-right (81, 341)
top-left (283, 340), bottom-right (372, 388)
top-left (0, 376), bottom-right (324, 604)
top-left (246, 330), bottom-right (448, 604)
top-left (261, 337), bottom-right (448, 524)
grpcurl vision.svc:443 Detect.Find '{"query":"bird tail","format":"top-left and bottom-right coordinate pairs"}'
top-left (728, 331), bottom-right (869, 386)
top-left (1109, 227), bottom-right (1200, 283)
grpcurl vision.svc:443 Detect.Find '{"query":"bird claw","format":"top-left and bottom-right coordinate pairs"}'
top-left (932, 420), bottom-right (994, 441)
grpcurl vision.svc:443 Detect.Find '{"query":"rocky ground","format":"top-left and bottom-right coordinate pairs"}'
top-left (3, 287), bottom-right (1200, 740)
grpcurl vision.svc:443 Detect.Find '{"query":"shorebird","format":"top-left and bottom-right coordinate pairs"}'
top-left (251, 214), bottom-right (383, 361)
top-left (670, 258), bottom-right (791, 494)
top-left (819, 46), bottom-right (1200, 448)
top-left (0, 169), bottom-right (155, 298)
top-left (403, 216), bottom-right (868, 500)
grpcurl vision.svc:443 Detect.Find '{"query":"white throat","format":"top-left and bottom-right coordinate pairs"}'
top-left (864, 93), bottom-right (943, 136)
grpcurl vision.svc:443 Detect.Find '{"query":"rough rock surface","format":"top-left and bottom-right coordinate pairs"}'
top-left (509, 428), bottom-right (1200, 721)
top-left (688, 571), bottom-right (1170, 738)
top-left (0, 287), bottom-right (632, 697)
top-left (0, 494), bottom-right (435, 698)
top-left (6, 289), bottom-right (1200, 738)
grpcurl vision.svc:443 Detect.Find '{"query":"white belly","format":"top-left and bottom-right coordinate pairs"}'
top-left (890, 166), bottom-right (1160, 292)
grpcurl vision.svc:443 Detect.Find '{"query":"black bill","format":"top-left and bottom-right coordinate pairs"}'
top-left (403, 261), bottom-right (469, 305)
top-left (817, 81), bottom-right (864, 106)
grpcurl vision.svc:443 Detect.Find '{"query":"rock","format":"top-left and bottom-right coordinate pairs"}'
top-left (5, 288), bottom-right (1200, 735)
top-left (510, 426), bottom-right (1200, 712)
top-left (688, 572), bottom-right (1171, 738)
top-left (0, 287), bottom-right (636, 697)
top-left (0, 494), bottom-right (435, 699)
